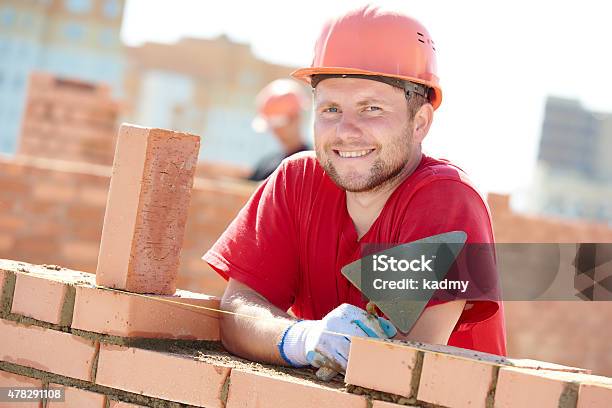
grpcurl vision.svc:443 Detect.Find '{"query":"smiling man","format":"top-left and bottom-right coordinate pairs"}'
top-left (203, 5), bottom-right (506, 374)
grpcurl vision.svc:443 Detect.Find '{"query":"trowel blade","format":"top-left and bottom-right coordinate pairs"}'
top-left (341, 231), bottom-right (467, 333)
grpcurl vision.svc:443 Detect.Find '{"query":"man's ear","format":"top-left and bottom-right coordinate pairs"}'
top-left (412, 103), bottom-right (434, 144)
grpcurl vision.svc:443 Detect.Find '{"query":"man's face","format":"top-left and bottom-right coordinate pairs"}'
top-left (313, 78), bottom-right (416, 192)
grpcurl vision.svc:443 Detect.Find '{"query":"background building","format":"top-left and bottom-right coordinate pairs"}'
top-left (124, 36), bottom-right (311, 169)
top-left (0, 0), bottom-right (125, 154)
top-left (526, 96), bottom-right (612, 224)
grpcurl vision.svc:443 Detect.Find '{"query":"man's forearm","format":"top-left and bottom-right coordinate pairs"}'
top-left (219, 279), bottom-right (297, 365)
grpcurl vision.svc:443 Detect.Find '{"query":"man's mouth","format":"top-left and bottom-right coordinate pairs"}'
top-left (333, 149), bottom-right (375, 158)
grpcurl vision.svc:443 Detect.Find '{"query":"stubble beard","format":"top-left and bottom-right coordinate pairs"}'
top-left (316, 126), bottom-right (415, 193)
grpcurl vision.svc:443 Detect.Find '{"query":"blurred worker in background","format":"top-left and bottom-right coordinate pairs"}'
top-left (248, 79), bottom-right (310, 181)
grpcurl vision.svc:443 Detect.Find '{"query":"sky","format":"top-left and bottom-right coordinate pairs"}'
top-left (121, 0), bottom-right (612, 195)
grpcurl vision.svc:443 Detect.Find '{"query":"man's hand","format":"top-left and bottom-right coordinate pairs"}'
top-left (280, 303), bottom-right (397, 375)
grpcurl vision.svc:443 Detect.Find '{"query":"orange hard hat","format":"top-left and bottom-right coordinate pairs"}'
top-left (252, 79), bottom-right (309, 133)
top-left (291, 5), bottom-right (442, 110)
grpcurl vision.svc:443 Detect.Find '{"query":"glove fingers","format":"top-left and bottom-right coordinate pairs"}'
top-left (352, 319), bottom-right (380, 338)
top-left (377, 317), bottom-right (398, 338)
top-left (306, 350), bottom-right (326, 368)
top-left (307, 348), bottom-right (348, 372)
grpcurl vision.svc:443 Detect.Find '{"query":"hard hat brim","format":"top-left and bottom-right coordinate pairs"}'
top-left (291, 66), bottom-right (442, 110)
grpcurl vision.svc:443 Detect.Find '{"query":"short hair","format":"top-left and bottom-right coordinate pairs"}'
top-left (407, 92), bottom-right (430, 121)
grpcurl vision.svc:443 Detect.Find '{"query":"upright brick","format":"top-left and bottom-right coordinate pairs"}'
top-left (46, 385), bottom-right (105, 407)
top-left (226, 369), bottom-right (367, 408)
top-left (72, 285), bottom-right (220, 340)
top-left (96, 343), bottom-right (230, 407)
top-left (345, 337), bottom-right (420, 398)
top-left (0, 319), bottom-right (98, 381)
top-left (96, 124), bottom-right (200, 295)
top-left (0, 371), bottom-right (43, 408)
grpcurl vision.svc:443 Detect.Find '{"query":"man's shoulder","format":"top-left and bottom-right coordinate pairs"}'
top-left (282, 149), bottom-right (318, 168)
top-left (280, 150), bottom-right (327, 180)
top-left (416, 154), bottom-right (472, 184)
top-left (401, 154), bottom-right (489, 210)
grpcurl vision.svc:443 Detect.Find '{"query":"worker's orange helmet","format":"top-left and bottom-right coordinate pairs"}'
top-left (252, 79), bottom-right (309, 133)
top-left (291, 5), bottom-right (442, 110)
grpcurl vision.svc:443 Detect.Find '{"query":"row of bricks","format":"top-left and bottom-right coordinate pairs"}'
top-left (2, 316), bottom-right (611, 408)
top-left (0, 370), bottom-right (141, 408)
top-left (0, 318), bottom-right (371, 407)
top-left (0, 260), bottom-right (220, 340)
top-left (346, 336), bottom-right (612, 408)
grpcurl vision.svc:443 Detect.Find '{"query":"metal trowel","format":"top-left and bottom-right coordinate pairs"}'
top-left (315, 230), bottom-right (467, 381)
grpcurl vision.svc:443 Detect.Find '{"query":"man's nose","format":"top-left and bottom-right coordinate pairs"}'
top-left (336, 112), bottom-right (364, 142)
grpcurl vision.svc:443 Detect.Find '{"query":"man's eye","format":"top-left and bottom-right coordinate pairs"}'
top-left (365, 106), bottom-right (382, 112)
top-left (323, 107), bottom-right (339, 113)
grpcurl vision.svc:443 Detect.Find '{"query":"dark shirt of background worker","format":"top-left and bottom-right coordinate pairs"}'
top-left (249, 79), bottom-right (310, 181)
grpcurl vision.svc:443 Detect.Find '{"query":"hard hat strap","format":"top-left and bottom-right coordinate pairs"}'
top-left (310, 74), bottom-right (431, 101)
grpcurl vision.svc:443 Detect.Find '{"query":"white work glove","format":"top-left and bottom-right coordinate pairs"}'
top-left (278, 303), bottom-right (397, 375)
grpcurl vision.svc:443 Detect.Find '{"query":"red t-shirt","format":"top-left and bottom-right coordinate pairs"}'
top-left (203, 151), bottom-right (507, 356)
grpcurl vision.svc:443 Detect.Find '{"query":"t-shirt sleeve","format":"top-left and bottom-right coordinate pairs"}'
top-left (202, 160), bottom-right (300, 311)
top-left (399, 178), bottom-right (500, 326)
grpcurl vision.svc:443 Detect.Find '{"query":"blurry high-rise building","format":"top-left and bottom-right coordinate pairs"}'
top-left (526, 96), bottom-right (612, 223)
top-left (125, 36), bottom-right (310, 169)
top-left (0, 0), bottom-right (125, 154)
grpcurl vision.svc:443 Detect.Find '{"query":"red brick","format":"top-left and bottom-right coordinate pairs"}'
top-left (0, 179), bottom-right (30, 196)
top-left (0, 214), bottom-right (26, 230)
top-left (494, 367), bottom-right (593, 408)
top-left (11, 272), bottom-right (71, 325)
top-left (578, 382), bottom-right (612, 408)
top-left (96, 124), bottom-right (200, 295)
top-left (61, 241), bottom-right (100, 263)
top-left (345, 337), bottom-right (420, 398)
top-left (96, 343), bottom-right (229, 407)
top-left (0, 371), bottom-right (43, 408)
top-left (32, 183), bottom-right (76, 203)
top-left (0, 319), bottom-right (98, 381)
top-left (417, 350), bottom-right (497, 408)
top-left (0, 234), bottom-right (15, 252)
top-left (67, 205), bottom-right (104, 223)
top-left (13, 236), bottom-right (61, 258)
top-left (77, 186), bottom-right (109, 207)
top-left (46, 384), bottom-right (105, 407)
top-left (226, 369), bottom-right (367, 408)
top-left (72, 285), bottom-right (219, 340)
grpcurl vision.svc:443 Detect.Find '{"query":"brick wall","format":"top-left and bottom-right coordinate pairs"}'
top-left (0, 153), bottom-right (255, 296)
top-left (18, 72), bottom-right (120, 166)
top-left (487, 193), bottom-right (612, 377)
top-left (1, 259), bottom-right (611, 408)
top-left (2, 151), bottom-right (612, 379)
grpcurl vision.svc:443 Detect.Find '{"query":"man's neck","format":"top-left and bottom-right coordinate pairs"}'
top-left (346, 149), bottom-right (423, 239)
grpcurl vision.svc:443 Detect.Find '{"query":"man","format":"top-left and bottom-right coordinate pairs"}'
top-left (249, 79), bottom-right (310, 181)
top-left (203, 5), bottom-right (506, 374)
